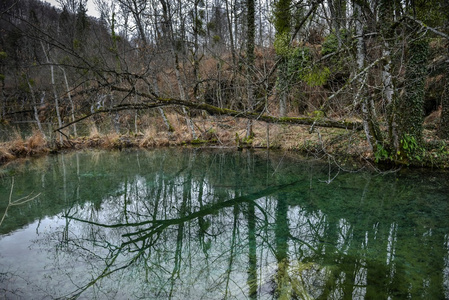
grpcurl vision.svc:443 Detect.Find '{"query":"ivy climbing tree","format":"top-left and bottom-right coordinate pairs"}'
top-left (438, 4), bottom-right (449, 139)
top-left (440, 56), bottom-right (449, 139)
top-left (397, 38), bottom-right (429, 159)
top-left (245, 0), bottom-right (255, 138)
top-left (273, 0), bottom-right (291, 117)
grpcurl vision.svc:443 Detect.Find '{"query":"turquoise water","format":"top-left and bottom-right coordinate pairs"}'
top-left (0, 149), bottom-right (448, 299)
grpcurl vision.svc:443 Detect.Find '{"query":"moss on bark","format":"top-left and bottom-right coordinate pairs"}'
top-left (398, 39), bottom-right (429, 145)
top-left (438, 60), bottom-right (449, 139)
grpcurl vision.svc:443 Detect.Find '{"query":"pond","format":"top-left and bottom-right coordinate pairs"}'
top-left (0, 149), bottom-right (449, 299)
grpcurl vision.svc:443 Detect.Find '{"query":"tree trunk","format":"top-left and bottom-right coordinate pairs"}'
top-left (379, 0), bottom-right (399, 150)
top-left (328, 0), bottom-right (343, 48)
top-left (153, 75), bottom-right (174, 132)
top-left (225, 0), bottom-right (236, 65)
top-left (192, 0), bottom-right (202, 101)
top-left (273, 0), bottom-right (291, 117)
top-left (27, 79), bottom-right (45, 136)
top-left (1, 77), bottom-right (6, 120)
top-left (397, 39), bottom-right (428, 146)
top-left (233, 0), bottom-right (238, 49)
top-left (246, 0), bottom-right (255, 139)
top-left (279, 63), bottom-right (288, 117)
top-left (160, 0), bottom-right (196, 139)
top-left (41, 41), bottom-right (63, 143)
top-left (175, 52), bottom-right (197, 139)
top-left (60, 67), bottom-right (77, 137)
top-left (354, 3), bottom-right (378, 151)
top-left (384, 48), bottom-right (399, 150)
top-left (438, 47), bottom-right (449, 139)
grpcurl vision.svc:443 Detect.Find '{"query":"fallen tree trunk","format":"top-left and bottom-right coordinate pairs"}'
top-left (55, 86), bottom-right (363, 134)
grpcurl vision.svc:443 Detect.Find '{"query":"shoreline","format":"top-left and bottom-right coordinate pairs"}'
top-left (1, 119), bottom-right (448, 170)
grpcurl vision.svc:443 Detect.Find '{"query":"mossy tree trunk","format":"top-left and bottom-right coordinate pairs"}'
top-left (0, 71), bottom-right (5, 121)
top-left (245, 0), bottom-right (255, 139)
top-left (354, 2), bottom-right (382, 152)
top-left (379, 0), bottom-right (399, 149)
top-left (438, 47), bottom-right (449, 139)
top-left (273, 0), bottom-right (291, 117)
top-left (396, 39), bottom-right (428, 157)
top-left (328, 0), bottom-right (346, 49)
top-left (440, 1), bottom-right (449, 139)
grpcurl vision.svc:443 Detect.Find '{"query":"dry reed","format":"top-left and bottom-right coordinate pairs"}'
top-left (139, 127), bottom-right (157, 147)
top-left (0, 146), bottom-right (14, 163)
top-left (89, 124), bottom-right (100, 139)
top-left (27, 130), bottom-right (47, 152)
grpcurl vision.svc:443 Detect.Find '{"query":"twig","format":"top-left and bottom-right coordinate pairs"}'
top-left (404, 15), bottom-right (449, 40)
top-left (322, 55), bottom-right (387, 108)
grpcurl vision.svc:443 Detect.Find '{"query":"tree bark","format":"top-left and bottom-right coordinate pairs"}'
top-left (397, 38), bottom-right (428, 144)
top-left (328, 0), bottom-right (342, 48)
top-left (159, 0), bottom-right (197, 139)
top-left (246, 0), bottom-right (255, 139)
top-left (354, 3), bottom-right (380, 151)
top-left (60, 67), bottom-right (76, 137)
top-left (41, 41), bottom-right (63, 143)
top-left (55, 88), bottom-right (363, 133)
top-left (225, 0), bottom-right (236, 65)
top-left (379, 0), bottom-right (398, 150)
top-left (0, 76), bottom-right (5, 120)
top-left (438, 47), bottom-right (449, 139)
top-left (153, 75), bottom-right (174, 132)
top-left (274, 0), bottom-right (291, 117)
top-left (27, 78), bottom-right (45, 136)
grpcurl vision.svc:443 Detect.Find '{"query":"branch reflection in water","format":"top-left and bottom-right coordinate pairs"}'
top-left (0, 149), bottom-right (448, 299)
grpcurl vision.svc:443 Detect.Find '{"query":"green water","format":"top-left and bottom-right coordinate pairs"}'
top-left (0, 149), bottom-right (448, 299)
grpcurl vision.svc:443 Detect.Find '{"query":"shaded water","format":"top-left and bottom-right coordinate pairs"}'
top-left (0, 149), bottom-right (449, 299)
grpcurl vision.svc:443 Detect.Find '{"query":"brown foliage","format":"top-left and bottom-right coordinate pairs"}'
top-left (0, 130), bottom-right (48, 164)
top-left (0, 147), bottom-right (15, 164)
top-left (27, 131), bottom-right (47, 151)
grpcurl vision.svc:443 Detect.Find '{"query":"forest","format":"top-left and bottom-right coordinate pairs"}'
top-left (2, 1), bottom-right (449, 298)
top-left (0, 0), bottom-right (448, 167)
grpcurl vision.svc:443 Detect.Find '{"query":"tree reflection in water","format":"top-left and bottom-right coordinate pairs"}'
top-left (0, 149), bottom-right (448, 299)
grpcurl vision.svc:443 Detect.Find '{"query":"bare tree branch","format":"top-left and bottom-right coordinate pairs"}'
top-left (405, 15), bottom-right (449, 40)
top-left (55, 86), bottom-right (363, 135)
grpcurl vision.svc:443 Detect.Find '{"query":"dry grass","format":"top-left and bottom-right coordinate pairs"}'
top-left (139, 127), bottom-right (157, 147)
top-left (27, 130), bottom-right (47, 151)
top-left (101, 132), bottom-right (121, 148)
top-left (8, 130), bottom-right (27, 155)
top-left (0, 113), bottom-right (370, 167)
top-left (153, 132), bottom-right (171, 146)
top-left (89, 124), bottom-right (100, 139)
top-left (0, 130), bottom-right (49, 164)
top-left (0, 146), bottom-right (14, 163)
top-left (166, 113), bottom-right (183, 131)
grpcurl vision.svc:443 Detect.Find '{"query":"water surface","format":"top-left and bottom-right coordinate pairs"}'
top-left (1, 149), bottom-right (448, 299)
